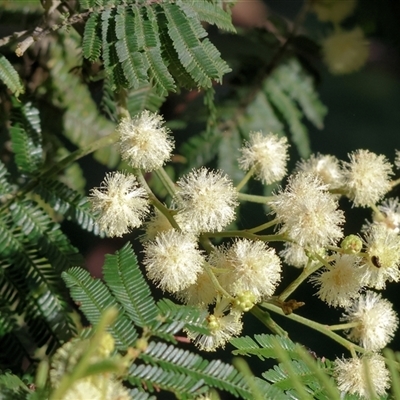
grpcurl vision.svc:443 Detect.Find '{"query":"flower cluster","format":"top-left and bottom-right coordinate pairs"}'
top-left (87, 110), bottom-right (400, 396)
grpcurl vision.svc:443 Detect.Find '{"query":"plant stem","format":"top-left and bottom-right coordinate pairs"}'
top-left (251, 305), bottom-right (288, 337)
top-left (278, 261), bottom-right (323, 301)
top-left (390, 177), bottom-right (400, 189)
top-left (236, 166), bottom-right (256, 192)
top-left (327, 322), bottom-right (359, 331)
top-left (135, 170), bottom-right (181, 231)
top-left (154, 167), bottom-right (178, 199)
top-left (260, 302), bottom-right (365, 354)
top-left (203, 262), bottom-right (233, 300)
top-left (248, 218), bottom-right (279, 233)
top-left (238, 193), bottom-right (275, 204)
top-left (202, 230), bottom-right (287, 242)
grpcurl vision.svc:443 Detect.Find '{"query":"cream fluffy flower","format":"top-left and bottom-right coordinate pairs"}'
top-left (186, 312), bottom-right (243, 352)
top-left (335, 354), bottom-right (390, 398)
top-left (210, 239), bottom-right (281, 300)
top-left (174, 168), bottom-right (238, 233)
top-left (89, 172), bottom-right (149, 237)
top-left (341, 291), bottom-right (398, 351)
top-left (310, 254), bottom-right (364, 308)
top-left (118, 110), bottom-right (174, 171)
top-left (270, 172), bottom-right (345, 249)
top-left (143, 230), bottom-right (205, 293)
top-left (323, 28), bottom-right (369, 75)
top-left (361, 224), bottom-right (400, 289)
top-left (238, 131), bottom-right (289, 184)
top-left (62, 376), bottom-right (131, 400)
top-left (343, 149), bottom-right (393, 207)
top-left (296, 153), bottom-right (343, 190)
top-left (174, 270), bottom-right (217, 306)
top-left (373, 198), bottom-right (400, 233)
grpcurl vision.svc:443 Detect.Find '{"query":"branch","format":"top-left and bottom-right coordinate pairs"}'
top-left (14, 11), bottom-right (90, 57)
top-left (0, 30), bottom-right (30, 48)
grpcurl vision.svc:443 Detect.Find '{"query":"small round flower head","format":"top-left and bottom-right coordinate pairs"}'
top-left (210, 239), bottom-right (281, 300)
top-left (311, 0), bottom-right (357, 23)
top-left (232, 291), bottom-right (258, 313)
top-left (361, 224), bottom-right (400, 289)
top-left (342, 149), bottom-right (393, 207)
top-left (186, 311), bottom-right (243, 352)
top-left (238, 131), bottom-right (289, 184)
top-left (296, 153), bottom-right (343, 190)
top-left (310, 254), bottom-right (364, 308)
top-left (143, 230), bottom-right (205, 293)
top-left (174, 168), bottom-right (238, 233)
top-left (118, 110), bottom-right (174, 172)
top-left (174, 270), bottom-right (217, 306)
top-left (322, 28), bottom-right (369, 75)
top-left (334, 354), bottom-right (390, 398)
top-left (373, 198), bottom-right (400, 233)
top-left (341, 234), bottom-right (363, 254)
top-left (270, 172), bottom-right (345, 249)
top-left (341, 291), bottom-right (398, 351)
top-left (89, 172), bottom-right (149, 237)
top-left (97, 332), bottom-right (115, 357)
top-left (62, 376), bottom-right (131, 400)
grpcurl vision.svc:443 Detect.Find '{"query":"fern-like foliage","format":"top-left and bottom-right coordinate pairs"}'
top-left (230, 334), bottom-right (365, 400)
top-left (9, 101), bottom-right (43, 174)
top-left (102, 243), bottom-right (159, 328)
top-left (0, 371), bottom-right (30, 399)
top-left (63, 266), bottom-right (139, 349)
top-left (47, 34), bottom-right (119, 168)
top-left (135, 341), bottom-right (255, 399)
top-left (0, 103), bottom-right (98, 371)
top-left (33, 177), bottom-right (101, 235)
top-left (0, 54), bottom-right (24, 97)
top-left (0, 194), bottom-right (80, 370)
top-left (80, 0), bottom-right (234, 95)
top-left (231, 334), bottom-right (300, 361)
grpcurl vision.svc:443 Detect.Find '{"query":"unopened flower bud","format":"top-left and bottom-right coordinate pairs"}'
top-left (341, 234), bottom-right (363, 254)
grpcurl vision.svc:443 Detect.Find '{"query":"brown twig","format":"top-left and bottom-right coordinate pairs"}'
top-left (14, 11), bottom-right (90, 57)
